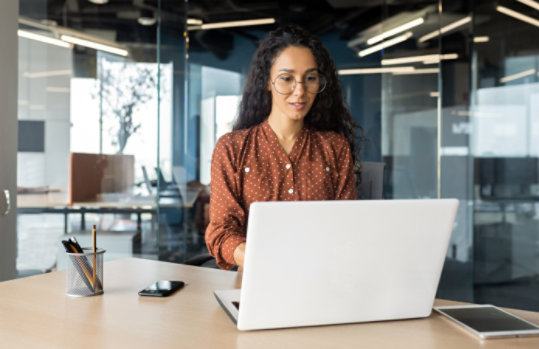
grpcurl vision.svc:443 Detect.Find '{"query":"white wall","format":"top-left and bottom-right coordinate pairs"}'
top-left (17, 36), bottom-right (72, 189)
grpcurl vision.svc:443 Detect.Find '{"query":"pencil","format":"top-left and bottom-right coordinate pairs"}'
top-left (92, 224), bottom-right (97, 292)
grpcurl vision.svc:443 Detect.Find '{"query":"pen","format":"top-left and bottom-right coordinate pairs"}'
top-left (69, 236), bottom-right (83, 253)
top-left (92, 225), bottom-right (98, 292)
top-left (61, 240), bottom-right (94, 292)
top-left (63, 237), bottom-right (103, 291)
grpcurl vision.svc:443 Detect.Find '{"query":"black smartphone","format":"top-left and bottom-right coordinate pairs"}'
top-left (138, 280), bottom-right (185, 297)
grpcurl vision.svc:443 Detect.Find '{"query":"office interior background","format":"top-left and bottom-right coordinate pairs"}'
top-left (1, 0), bottom-right (537, 311)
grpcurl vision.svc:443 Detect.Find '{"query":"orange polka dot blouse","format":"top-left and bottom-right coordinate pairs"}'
top-left (205, 119), bottom-right (357, 269)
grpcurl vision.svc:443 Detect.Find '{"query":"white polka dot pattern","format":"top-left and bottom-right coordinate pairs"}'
top-left (205, 119), bottom-right (357, 269)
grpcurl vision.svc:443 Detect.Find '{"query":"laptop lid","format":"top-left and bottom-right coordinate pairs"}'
top-left (233, 199), bottom-right (459, 331)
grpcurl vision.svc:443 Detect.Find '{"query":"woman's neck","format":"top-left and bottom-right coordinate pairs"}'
top-left (267, 116), bottom-right (304, 155)
top-left (267, 115), bottom-right (304, 143)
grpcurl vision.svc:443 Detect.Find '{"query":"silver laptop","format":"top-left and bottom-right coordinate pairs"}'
top-left (214, 199), bottom-right (459, 331)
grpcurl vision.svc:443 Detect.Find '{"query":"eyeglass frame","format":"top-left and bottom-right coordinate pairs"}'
top-left (270, 72), bottom-right (327, 95)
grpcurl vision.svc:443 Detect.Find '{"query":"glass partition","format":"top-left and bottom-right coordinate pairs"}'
top-left (173, 0), bottom-right (537, 310)
top-left (17, 0), bottom-right (166, 274)
top-left (470, 0), bottom-right (539, 310)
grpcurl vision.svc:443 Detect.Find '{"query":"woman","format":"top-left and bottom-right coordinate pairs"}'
top-left (205, 24), bottom-right (360, 269)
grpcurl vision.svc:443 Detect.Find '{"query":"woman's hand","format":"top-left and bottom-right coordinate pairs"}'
top-left (233, 242), bottom-right (246, 268)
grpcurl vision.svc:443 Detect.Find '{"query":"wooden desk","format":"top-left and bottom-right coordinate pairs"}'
top-left (1, 258), bottom-right (538, 349)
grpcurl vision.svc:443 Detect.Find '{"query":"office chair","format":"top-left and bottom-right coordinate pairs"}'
top-left (357, 161), bottom-right (385, 199)
top-left (153, 167), bottom-right (188, 262)
top-left (184, 161), bottom-right (386, 267)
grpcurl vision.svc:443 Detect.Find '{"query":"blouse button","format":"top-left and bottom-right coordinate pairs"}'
top-left (285, 164), bottom-right (291, 169)
top-left (325, 167), bottom-right (330, 172)
top-left (245, 167), bottom-right (250, 173)
top-left (288, 188), bottom-right (294, 194)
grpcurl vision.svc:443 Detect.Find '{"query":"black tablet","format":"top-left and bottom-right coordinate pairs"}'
top-left (435, 304), bottom-right (539, 339)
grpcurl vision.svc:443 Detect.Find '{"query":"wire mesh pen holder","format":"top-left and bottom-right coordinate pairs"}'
top-left (66, 248), bottom-right (105, 297)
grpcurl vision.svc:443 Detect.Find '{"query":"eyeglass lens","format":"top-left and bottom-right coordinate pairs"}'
top-left (273, 73), bottom-right (326, 94)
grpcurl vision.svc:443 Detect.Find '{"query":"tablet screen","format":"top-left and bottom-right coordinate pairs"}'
top-left (438, 306), bottom-right (539, 332)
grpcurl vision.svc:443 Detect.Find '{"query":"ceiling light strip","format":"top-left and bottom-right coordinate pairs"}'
top-left (338, 66), bottom-right (416, 75)
top-left (366, 17), bottom-right (424, 45)
top-left (189, 18), bottom-right (275, 31)
top-left (422, 53), bottom-right (459, 64)
top-left (473, 36), bottom-right (490, 43)
top-left (381, 53), bottom-right (458, 65)
top-left (496, 6), bottom-right (539, 28)
top-left (382, 54), bottom-right (439, 65)
top-left (187, 18), bottom-right (203, 25)
top-left (500, 68), bottom-right (536, 83)
top-left (60, 35), bottom-right (128, 56)
top-left (17, 30), bottom-right (73, 48)
top-left (23, 69), bottom-right (72, 78)
top-left (393, 68), bottom-right (439, 75)
top-left (358, 32), bottom-right (413, 58)
top-left (517, 0), bottom-right (539, 11)
top-left (418, 16), bottom-right (472, 43)
top-left (19, 17), bottom-right (127, 51)
top-left (46, 86), bottom-right (71, 93)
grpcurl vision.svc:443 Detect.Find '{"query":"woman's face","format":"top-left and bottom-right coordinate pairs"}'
top-left (267, 46), bottom-right (320, 123)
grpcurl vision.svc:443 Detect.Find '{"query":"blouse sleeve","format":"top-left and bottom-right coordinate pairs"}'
top-left (335, 139), bottom-right (357, 200)
top-left (204, 135), bottom-right (247, 269)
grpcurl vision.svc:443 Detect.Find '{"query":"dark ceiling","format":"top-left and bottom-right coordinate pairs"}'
top-left (22, 0), bottom-right (527, 62)
top-left (19, 0), bottom-right (453, 43)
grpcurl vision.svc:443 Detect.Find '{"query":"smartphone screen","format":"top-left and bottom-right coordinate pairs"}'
top-left (138, 280), bottom-right (185, 297)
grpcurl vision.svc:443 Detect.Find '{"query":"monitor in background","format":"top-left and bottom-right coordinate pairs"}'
top-left (18, 120), bottom-right (45, 152)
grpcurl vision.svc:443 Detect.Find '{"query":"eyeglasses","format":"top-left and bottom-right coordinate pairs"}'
top-left (271, 73), bottom-right (327, 94)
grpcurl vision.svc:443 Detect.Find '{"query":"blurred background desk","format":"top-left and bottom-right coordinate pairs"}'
top-left (1, 258), bottom-right (538, 349)
top-left (16, 189), bottom-right (203, 270)
top-left (17, 191), bottom-right (157, 235)
top-left (15, 152), bottom-right (206, 274)
top-left (17, 189), bottom-right (200, 234)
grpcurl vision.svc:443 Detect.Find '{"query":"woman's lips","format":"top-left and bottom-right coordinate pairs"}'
top-left (289, 102), bottom-right (306, 110)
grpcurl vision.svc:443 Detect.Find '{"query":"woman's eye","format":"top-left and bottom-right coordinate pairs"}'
top-left (278, 75), bottom-right (294, 83)
top-left (305, 75), bottom-right (319, 82)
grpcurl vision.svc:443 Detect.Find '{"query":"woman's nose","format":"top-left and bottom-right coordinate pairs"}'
top-left (293, 81), bottom-right (306, 96)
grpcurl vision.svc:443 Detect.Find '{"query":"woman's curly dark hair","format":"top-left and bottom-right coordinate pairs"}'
top-left (234, 24), bottom-right (362, 185)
